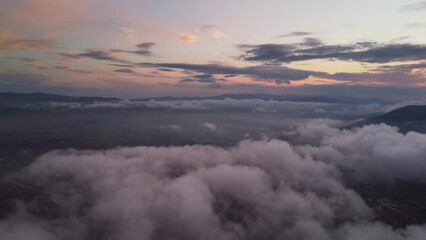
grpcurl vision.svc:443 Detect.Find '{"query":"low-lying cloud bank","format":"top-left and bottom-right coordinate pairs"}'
top-left (2, 124), bottom-right (426, 240)
top-left (45, 98), bottom-right (386, 119)
top-left (46, 98), bottom-right (339, 110)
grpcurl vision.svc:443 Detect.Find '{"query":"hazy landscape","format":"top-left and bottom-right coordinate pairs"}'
top-left (1, 0), bottom-right (426, 239)
top-left (1, 92), bottom-right (426, 239)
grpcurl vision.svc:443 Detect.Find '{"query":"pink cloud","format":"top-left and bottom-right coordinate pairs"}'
top-left (179, 34), bottom-right (200, 44)
top-left (198, 25), bottom-right (229, 38)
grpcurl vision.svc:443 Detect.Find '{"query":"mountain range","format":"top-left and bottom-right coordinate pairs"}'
top-left (0, 92), bottom-right (393, 106)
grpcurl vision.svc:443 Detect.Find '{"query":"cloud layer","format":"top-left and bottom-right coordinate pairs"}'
top-left (239, 41), bottom-right (426, 64)
top-left (2, 124), bottom-right (426, 239)
top-left (44, 98), bottom-right (386, 119)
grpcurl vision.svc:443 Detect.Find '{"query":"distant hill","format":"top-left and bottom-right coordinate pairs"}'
top-left (355, 105), bottom-right (426, 133)
top-left (0, 92), bottom-right (121, 106)
top-left (0, 92), bottom-right (74, 103)
top-left (375, 105), bottom-right (426, 121)
top-left (1, 92), bottom-right (392, 106)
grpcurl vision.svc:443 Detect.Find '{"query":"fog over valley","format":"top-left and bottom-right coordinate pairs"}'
top-left (1, 92), bottom-right (426, 240)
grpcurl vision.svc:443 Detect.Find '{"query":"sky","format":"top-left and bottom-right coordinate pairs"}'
top-left (0, 0), bottom-right (425, 99)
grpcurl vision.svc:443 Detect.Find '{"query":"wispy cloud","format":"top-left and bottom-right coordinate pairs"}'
top-left (60, 50), bottom-right (121, 62)
top-left (120, 27), bottom-right (136, 34)
top-left (2, 57), bottom-right (36, 62)
top-left (0, 39), bottom-right (55, 50)
top-left (59, 43), bottom-right (155, 63)
top-left (276, 31), bottom-right (313, 38)
top-left (202, 122), bottom-right (218, 131)
top-left (139, 62), bottom-right (317, 84)
top-left (54, 64), bottom-right (92, 74)
top-left (404, 22), bottom-right (426, 28)
top-left (212, 31), bottom-right (229, 38)
top-left (402, 1), bottom-right (426, 11)
top-left (120, 27), bottom-right (143, 43)
top-left (179, 74), bottom-right (227, 84)
top-left (138, 59), bottom-right (426, 86)
top-left (114, 68), bottom-right (136, 74)
top-left (136, 42), bottom-right (156, 49)
top-left (179, 34), bottom-right (200, 44)
top-left (198, 25), bottom-right (218, 32)
top-left (198, 25), bottom-right (229, 38)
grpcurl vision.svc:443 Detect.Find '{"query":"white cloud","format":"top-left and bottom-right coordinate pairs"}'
top-left (119, 27), bottom-right (140, 43)
top-left (120, 27), bottom-right (136, 34)
top-left (298, 124), bottom-right (426, 183)
top-left (167, 124), bottom-right (182, 132)
top-left (202, 122), bottom-right (217, 131)
top-left (179, 34), bottom-right (199, 44)
top-left (212, 31), bottom-right (229, 38)
top-left (197, 25), bottom-right (229, 38)
top-left (3, 124), bottom-right (426, 239)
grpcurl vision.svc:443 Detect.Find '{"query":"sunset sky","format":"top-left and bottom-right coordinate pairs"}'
top-left (0, 0), bottom-right (425, 99)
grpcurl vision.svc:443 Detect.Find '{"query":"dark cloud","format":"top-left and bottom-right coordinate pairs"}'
top-left (111, 46), bottom-right (154, 56)
top-left (60, 50), bottom-right (126, 63)
top-left (276, 31), bottom-right (313, 38)
top-left (180, 74), bottom-right (228, 84)
top-left (300, 37), bottom-right (323, 47)
top-left (0, 39), bottom-right (55, 50)
top-left (139, 62), bottom-right (317, 84)
top-left (59, 43), bottom-right (154, 63)
top-left (139, 57), bottom-right (426, 85)
top-left (59, 50), bottom-right (119, 62)
top-left (127, 49), bottom-right (152, 56)
top-left (114, 68), bottom-right (136, 74)
top-left (375, 61), bottom-right (426, 73)
top-left (238, 41), bottom-right (426, 63)
top-left (136, 42), bottom-right (156, 50)
top-left (157, 68), bottom-right (176, 72)
top-left (207, 82), bottom-right (225, 88)
top-left (54, 65), bottom-right (92, 74)
top-left (402, 1), bottom-right (426, 11)
top-left (109, 63), bottom-right (136, 68)
top-left (54, 39), bottom-right (425, 86)
top-left (81, 50), bottom-right (121, 60)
